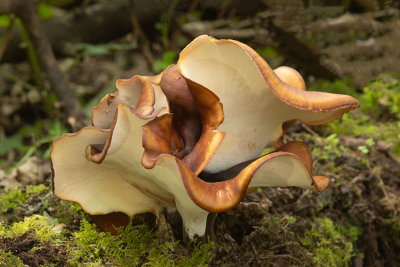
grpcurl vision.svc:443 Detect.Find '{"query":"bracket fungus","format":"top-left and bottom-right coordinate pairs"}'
top-left (51, 35), bottom-right (360, 240)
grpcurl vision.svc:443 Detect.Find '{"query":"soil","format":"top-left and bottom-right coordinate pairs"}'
top-left (0, 233), bottom-right (70, 267)
top-left (209, 129), bottom-right (400, 266)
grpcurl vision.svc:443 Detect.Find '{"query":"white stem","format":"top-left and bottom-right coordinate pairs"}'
top-left (176, 200), bottom-right (209, 239)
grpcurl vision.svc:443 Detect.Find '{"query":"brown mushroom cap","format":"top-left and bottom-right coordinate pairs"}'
top-left (175, 141), bottom-right (328, 213)
top-left (160, 65), bottom-right (202, 159)
top-left (274, 66), bottom-right (306, 91)
top-left (178, 35), bottom-right (360, 173)
top-left (52, 35), bottom-right (356, 240)
top-left (273, 66), bottom-right (307, 144)
top-left (157, 64), bottom-right (225, 175)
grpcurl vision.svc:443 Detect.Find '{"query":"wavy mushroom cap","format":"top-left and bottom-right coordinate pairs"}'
top-left (51, 35), bottom-right (359, 240)
top-left (178, 35), bottom-right (359, 173)
top-left (92, 72), bottom-right (169, 129)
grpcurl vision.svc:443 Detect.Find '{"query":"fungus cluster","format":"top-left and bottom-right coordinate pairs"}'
top-left (51, 35), bottom-right (359, 239)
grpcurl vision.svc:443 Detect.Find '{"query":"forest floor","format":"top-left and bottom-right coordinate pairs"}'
top-left (0, 2), bottom-right (400, 265)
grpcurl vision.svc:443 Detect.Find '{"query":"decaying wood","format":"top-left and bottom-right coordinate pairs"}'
top-left (182, 10), bottom-right (338, 80)
top-left (310, 15), bottom-right (400, 87)
top-left (183, 1), bottom-right (400, 87)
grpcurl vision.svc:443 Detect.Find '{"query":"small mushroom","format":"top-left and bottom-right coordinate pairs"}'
top-left (51, 35), bottom-right (359, 240)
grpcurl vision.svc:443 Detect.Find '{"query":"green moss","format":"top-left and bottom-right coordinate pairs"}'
top-left (69, 219), bottom-right (151, 266)
top-left (326, 113), bottom-right (400, 160)
top-left (0, 215), bottom-right (68, 266)
top-left (0, 184), bottom-right (47, 214)
top-left (70, 218), bottom-right (212, 266)
top-left (0, 211), bottom-right (212, 266)
top-left (300, 218), bottom-right (360, 267)
top-left (0, 186), bottom-right (212, 266)
top-left (181, 241), bottom-right (213, 266)
top-left (359, 75), bottom-right (400, 120)
top-left (310, 74), bottom-right (400, 160)
top-left (0, 215), bottom-right (59, 243)
top-left (1, 212), bottom-right (213, 265)
top-left (0, 250), bottom-right (25, 267)
top-left (44, 195), bottom-right (85, 227)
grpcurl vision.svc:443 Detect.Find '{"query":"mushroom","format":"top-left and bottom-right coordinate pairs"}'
top-left (51, 35), bottom-right (359, 239)
top-left (178, 35), bottom-right (359, 173)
